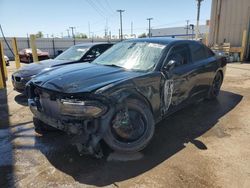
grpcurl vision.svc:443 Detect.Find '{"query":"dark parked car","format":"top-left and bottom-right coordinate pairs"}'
top-left (12, 43), bottom-right (113, 93)
top-left (27, 38), bottom-right (227, 158)
top-left (19, 48), bottom-right (50, 63)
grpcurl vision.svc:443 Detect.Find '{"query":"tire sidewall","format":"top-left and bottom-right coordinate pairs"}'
top-left (104, 99), bottom-right (155, 153)
top-left (208, 72), bottom-right (223, 99)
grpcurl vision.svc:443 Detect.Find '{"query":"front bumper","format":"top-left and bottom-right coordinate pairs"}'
top-left (28, 98), bottom-right (95, 134)
top-left (12, 75), bottom-right (30, 93)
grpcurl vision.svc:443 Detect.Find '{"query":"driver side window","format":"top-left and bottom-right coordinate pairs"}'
top-left (166, 44), bottom-right (190, 67)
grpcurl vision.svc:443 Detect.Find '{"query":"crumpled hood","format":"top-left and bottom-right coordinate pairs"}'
top-left (13, 59), bottom-right (76, 77)
top-left (31, 63), bottom-right (145, 93)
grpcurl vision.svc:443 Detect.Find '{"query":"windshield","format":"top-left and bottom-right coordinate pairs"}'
top-left (55, 46), bottom-right (88, 61)
top-left (93, 41), bottom-right (166, 71)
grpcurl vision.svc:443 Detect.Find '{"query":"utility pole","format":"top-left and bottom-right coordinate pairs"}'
top-left (147, 18), bottom-right (153, 38)
top-left (185, 20), bottom-right (190, 38)
top-left (69, 26), bottom-right (76, 44)
top-left (117, 10), bottom-right (125, 40)
top-left (66, 29), bottom-right (70, 38)
top-left (26, 33), bottom-right (30, 48)
top-left (195, 0), bottom-right (204, 40)
top-left (88, 22), bottom-right (91, 39)
top-left (131, 21), bottom-right (133, 36)
top-left (190, 24), bottom-right (195, 39)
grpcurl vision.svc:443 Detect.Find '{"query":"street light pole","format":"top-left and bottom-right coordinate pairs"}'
top-left (147, 18), bottom-right (153, 38)
top-left (117, 10), bottom-right (125, 40)
top-left (195, 0), bottom-right (204, 40)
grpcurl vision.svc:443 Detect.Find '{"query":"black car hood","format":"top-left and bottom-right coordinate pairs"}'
top-left (14, 59), bottom-right (77, 77)
top-left (31, 63), bottom-right (145, 93)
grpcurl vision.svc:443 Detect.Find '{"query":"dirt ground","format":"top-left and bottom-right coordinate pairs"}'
top-left (1, 62), bottom-right (250, 188)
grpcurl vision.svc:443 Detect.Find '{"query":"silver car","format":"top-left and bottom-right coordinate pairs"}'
top-left (4, 55), bottom-right (9, 66)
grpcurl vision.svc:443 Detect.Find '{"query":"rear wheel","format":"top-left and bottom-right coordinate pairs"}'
top-left (104, 99), bottom-right (155, 153)
top-left (207, 72), bottom-right (223, 99)
top-left (33, 117), bottom-right (58, 134)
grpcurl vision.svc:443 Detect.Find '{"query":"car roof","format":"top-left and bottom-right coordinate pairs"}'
top-left (125, 37), bottom-right (182, 45)
top-left (125, 37), bottom-right (198, 46)
top-left (74, 42), bottom-right (112, 47)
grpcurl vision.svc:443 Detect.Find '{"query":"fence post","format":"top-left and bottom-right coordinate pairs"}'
top-left (30, 34), bottom-right (39, 62)
top-left (0, 42), bottom-right (6, 89)
top-left (0, 41), bottom-right (7, 79)
top-left (12, 37), bottom-right (21, 69)
top-left (241, 30), bottom-right (247, 62)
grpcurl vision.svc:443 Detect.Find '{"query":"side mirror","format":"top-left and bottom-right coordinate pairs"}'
top-left (164, 60), bottom-right (176, 71)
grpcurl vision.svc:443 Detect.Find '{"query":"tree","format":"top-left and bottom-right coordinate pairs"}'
top-left (36, 31), bottom-right (44, 38)
top-left (75, 33), bottom-right (88, 39)
top-left (138, 33), bottom-right (147, 38)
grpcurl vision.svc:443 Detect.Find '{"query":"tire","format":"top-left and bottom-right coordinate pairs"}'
top-left (28, 56), bottom-right (33, 63)
top-left (207, 72), bottom-right (223, 99)
top-left (33, 117), bottom-right (58, 134)
top-left (104, 99), bottom-right (155, 153)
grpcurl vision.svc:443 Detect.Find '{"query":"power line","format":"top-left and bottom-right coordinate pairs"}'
top-left (86, 0), bottom-right (106, 18)
top-left (96, 0), bottom-right (114, 16)
top-left (104, 0), bottom-right (114, 13)
top-left (0, 24), bottom-right (14, 56)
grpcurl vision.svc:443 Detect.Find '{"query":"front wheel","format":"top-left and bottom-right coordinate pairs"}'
top-left (104, 99), bottom-right (155, 153)
top-left (207, 72), bottom-right (223, 99)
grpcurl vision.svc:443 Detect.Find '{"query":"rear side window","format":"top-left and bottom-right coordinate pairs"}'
top-left (204, 46), bottom-right (215, 58)
top-left (189, 42), bottom-right (207, 62)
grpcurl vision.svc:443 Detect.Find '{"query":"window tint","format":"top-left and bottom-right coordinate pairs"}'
top-left (204, 46), bottom-right (215, 58)
top-left (189, 42), bottom-right (207, 62)
top-left (167, 44), bottom-right (190, 66)
top-left (98, 44), bottom-right (112, 54)
top-left (87, 46), bottom-right (102, 57)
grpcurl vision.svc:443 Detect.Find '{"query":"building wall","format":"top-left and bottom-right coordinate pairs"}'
top-left (209, 0), bottom-right (250, 46)
top-left (151, 25), bottom-right (209, 38)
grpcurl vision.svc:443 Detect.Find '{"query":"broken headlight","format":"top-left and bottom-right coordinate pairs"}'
top-left (60, 99), bottom-right (107, 118)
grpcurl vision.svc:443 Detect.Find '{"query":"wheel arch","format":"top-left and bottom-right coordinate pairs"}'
top-left (107, 87), bottom-right (154, 118)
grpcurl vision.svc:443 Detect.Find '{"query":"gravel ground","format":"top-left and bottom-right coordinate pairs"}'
top-left (0, 62), bottom-right (250, 188)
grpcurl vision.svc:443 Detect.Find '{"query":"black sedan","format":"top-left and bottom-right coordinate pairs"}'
top-left (26, 38), bottom-right (226, 157)
top-left (12, 42), bottom-right (113, 93)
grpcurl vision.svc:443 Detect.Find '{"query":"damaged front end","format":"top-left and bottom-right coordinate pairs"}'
top-left (27, 83), bottom-right (114, 158)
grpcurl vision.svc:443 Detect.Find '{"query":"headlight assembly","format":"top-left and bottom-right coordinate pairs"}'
top-left (60, 99), bottom-right (107, 118)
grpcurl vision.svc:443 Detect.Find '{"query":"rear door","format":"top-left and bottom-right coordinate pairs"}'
top-left (189, 42), bottom-right (217, 98)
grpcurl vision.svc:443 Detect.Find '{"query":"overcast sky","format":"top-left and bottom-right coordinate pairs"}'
top-left (0, 0), bottom-right (212, 37)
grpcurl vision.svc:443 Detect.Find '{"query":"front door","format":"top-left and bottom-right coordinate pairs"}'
top-left (161, 43), bottom-right (195, 114)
